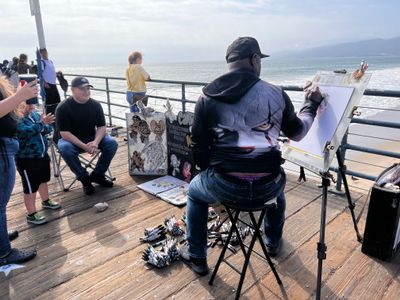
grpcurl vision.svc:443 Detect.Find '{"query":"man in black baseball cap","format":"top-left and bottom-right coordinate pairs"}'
top-left (55, 76), bottom-right (118, 195)
top-left (225, 36), bottom-right (269, 63)
top-left (180, 36), bottom-right (324, 276)
top-left (70, 76), bottom-right (93, 89)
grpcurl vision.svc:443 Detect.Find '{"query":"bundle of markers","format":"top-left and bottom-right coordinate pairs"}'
top-left (142, 238), bottom-right (181, 268)
top-left (141, 216), bottom-right (185, 268)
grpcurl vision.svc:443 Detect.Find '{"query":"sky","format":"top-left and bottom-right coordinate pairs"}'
top-left (1, 0), bottom-right (399, 65)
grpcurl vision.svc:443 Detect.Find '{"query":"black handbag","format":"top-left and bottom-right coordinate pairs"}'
top-left (362, 163), bottom-right (400, 260)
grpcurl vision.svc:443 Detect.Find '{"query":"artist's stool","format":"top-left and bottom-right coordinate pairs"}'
top-left (209, 200), bottom-right (282, 300)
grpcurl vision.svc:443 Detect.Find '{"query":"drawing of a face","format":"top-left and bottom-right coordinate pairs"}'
top-left (182, 161), bottom-right (192, 182)
top-left (177, 111), bottom-right (194, 126)
top-left (214, 99), bottom-right (279, 152)
top-left (129, 115), bottom-right (142, 140)
top-left (150, 119), bottom-right (166, 141)
top-left (170, 154), bottom-right (180, 168)
top-left (138, 120), bottom-right (151, 144)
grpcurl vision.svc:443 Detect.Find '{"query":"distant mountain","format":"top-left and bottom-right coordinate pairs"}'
top-left (280, 36), bottom-right (400, 58)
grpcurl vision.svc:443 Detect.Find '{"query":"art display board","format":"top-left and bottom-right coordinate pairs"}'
top-left (137, 175), bottom-right (189, 206)
top-left (281, 71), bottom-right (371, 174)
top-left (166, 111), bottom-right (196, 182)
top-left (126, 112), bottom-right (168, 175)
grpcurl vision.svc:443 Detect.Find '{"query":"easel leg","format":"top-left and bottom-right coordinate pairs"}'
top-left (336, 150), bottom-right (363, 242)
top-left (316, 175), bottom-right (329, 300)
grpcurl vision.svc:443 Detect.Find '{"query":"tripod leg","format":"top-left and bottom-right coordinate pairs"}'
top-left (316, 176), bottom-right (329, 300)
top-left (336, 150), bottom-right (363, 242)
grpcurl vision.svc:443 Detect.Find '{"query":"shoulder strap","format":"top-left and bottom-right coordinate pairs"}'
top-left (41, 59), bottom-right (46, 70)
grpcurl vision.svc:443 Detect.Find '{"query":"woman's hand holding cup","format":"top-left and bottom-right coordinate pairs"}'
top-left (16, 80), bottom-right (38, 103)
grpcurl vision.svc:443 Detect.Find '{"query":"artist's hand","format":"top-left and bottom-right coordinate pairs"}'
top-left (16, 80), bottom-right (38, 102)
top-left (305, 83), bottom-right (324, 104)
top-left (41, 113), bottom-right (55, 125)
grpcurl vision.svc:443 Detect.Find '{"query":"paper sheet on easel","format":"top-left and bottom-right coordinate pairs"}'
top-left (286, 85), bottom-right (354, 158)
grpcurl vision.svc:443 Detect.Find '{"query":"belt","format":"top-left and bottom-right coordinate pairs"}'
top-left (218, 172), bottom-right (281, 185)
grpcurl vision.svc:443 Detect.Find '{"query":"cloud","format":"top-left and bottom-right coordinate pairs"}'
top-left (1, 0), bottom-right (399, 64)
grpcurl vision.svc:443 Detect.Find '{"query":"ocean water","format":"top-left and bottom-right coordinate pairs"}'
top-left (59, 56), bottom-right (400, 125)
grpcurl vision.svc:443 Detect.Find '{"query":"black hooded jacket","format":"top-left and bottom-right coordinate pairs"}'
top-left (191, 69), bottom-right (320, 174)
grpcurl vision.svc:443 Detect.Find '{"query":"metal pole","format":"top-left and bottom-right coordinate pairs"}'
top-left (181, 83), bottom-right (186, 112)
top-left (30, 0), bottom-right (46, 49)
top-left (105, 78), bottom-right (112, 126)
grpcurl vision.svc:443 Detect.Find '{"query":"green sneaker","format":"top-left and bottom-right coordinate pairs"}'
top-left (42, 199), bottom-right (61, 210)
top-left (26, 212), bottom-right (47, 225)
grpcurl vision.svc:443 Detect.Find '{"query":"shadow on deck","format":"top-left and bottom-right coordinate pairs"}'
top-left (2, 136), bottom-right (399, 299)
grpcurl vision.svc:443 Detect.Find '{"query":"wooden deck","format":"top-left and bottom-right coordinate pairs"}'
top-left (2, 135), bottom-right (400, 300)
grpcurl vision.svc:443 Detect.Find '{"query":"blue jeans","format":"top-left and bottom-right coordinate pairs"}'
top-left (186, 167), bottom-right (286, 258)
top-left (126, 91), bottom-right (146, 113)
top-left (57, 135), bottom-right (118, 181)
top-left (0, 137), bottom-right (19, 257)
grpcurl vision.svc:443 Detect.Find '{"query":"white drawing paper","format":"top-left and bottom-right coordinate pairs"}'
top-left (287, 85), bottom-right (354, 158)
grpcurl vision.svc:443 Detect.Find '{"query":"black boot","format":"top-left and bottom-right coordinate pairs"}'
top-left (81, 176), bottom-right (95, 195)
top-left (90, 172), bottom-right (114, 188)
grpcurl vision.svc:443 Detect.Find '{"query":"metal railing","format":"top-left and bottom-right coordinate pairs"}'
top-left (63, 73), bottom-right (400, 184)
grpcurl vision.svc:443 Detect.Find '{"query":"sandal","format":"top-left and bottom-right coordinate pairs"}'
top-left (0, 248), bottom-right (37, 266)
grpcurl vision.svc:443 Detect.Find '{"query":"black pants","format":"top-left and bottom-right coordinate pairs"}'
top-left (44, 83), bottom-right (61, 115)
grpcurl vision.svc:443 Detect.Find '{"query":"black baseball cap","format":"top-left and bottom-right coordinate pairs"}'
top-left (226, 37), bottom-right (269, 63)
top-left (71, 76), bottom-right (93, 88)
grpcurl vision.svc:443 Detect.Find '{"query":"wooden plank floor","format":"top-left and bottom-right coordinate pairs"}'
top-left (1, 135), bottom-right (399, 300)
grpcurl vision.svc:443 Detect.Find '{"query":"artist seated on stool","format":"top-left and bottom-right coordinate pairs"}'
top-left (180, 36), bottom-right (324, 276)
top-left (55, 76), bottom-right (118, 196)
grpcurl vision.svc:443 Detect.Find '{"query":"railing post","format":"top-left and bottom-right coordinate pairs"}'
top-left (335, 130), bottom-right (349, 191)
top-left (105, 78), bottom-right (112, 126)
top-left (181, 83), bottom-right (186, 112)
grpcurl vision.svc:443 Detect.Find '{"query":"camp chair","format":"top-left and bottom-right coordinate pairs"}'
top-left (49, 138), bottom-right (115, 192)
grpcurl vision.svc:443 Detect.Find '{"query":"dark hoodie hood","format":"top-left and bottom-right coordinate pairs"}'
top-left (202, 69), bottom-right (260, 103)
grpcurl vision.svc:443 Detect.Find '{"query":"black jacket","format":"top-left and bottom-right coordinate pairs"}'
top-left (191, 69), bottom-right (319, 174)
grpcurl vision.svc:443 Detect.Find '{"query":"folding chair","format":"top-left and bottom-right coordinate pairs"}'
top-left (49, 138), bottom-right (115, 192)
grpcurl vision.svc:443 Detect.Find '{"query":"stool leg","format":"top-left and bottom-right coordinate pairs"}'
top-left (249, 211), bottom-right (282, 285)
top-left (209, 210), bottom-right (240, 286)
top-left (226, 208), bottom-right (247, 257)
top-left (235, 216), bottom-right (260, 299)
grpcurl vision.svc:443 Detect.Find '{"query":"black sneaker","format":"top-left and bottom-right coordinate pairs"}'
top-left (81, 176), bottom-right (95, 195)
top-left (266, 239), bottom-right (282, 257)
top-left (180, 244), bottom-right (209, 276)
top-left (0, 248), bottom-right (37, 266)
top-left (90, 172), bottom-right (114, 188)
